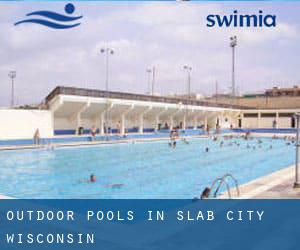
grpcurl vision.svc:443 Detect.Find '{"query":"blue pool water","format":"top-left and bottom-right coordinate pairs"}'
top-left (0, 137), bottom-right (295, 199)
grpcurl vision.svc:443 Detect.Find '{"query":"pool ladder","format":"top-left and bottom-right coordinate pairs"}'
top-left (209, 173), bottom-right (240, 199)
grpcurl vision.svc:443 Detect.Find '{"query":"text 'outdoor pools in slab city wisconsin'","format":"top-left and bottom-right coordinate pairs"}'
top-left (0, 200), bottom-right (299, 250)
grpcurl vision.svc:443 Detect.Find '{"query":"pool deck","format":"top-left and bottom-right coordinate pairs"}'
top-left (0, 194), bottom-right (14, 199)
top-left (219, 165), bottom-right (300, 199)
top-left (0, 131), bottom-right (296, 151)
top-left (0, 134), bottom-right (212, 151)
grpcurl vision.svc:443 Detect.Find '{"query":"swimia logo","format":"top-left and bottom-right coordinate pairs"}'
top-left (206, 10), bottom-right (276, 28)
top-left (14, 3), bottom-right (83, 29)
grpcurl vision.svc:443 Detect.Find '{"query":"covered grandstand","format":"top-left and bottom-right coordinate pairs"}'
top-left (45, 86), bottom-right (242, 136)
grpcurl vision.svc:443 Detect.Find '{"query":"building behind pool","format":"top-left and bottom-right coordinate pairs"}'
top-left (0, 86), bottom-right (300, 141)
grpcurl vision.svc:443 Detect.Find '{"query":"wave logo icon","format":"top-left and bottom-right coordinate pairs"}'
top-left (14, 3), bottom-right (82, 29)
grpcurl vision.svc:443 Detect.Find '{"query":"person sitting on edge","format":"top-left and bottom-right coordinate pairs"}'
top-left (91, 125), bottom-right (97, 137)
top-left (200, 187), bottom-right (211, 199)
top-left (116, 121), bottom-right (121, 135)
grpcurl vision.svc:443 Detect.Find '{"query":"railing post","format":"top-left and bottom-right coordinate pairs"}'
top-left (294, 113), bottom-right (300, 188)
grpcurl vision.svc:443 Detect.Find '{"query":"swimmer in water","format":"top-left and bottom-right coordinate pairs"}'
top-left (106, 184), bottom-right (124, 189)
top-left (90, 174), bottom-right (96, 183)
top-left (205, 147), bottom-right (209, 153)
top-left (246, 144), bottom-right (250, 149)
top-left (182, 138), bottom-right (190, 145)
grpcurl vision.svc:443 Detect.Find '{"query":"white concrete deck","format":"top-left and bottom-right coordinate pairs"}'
top-left (219, 165), bottom-right (300, 199)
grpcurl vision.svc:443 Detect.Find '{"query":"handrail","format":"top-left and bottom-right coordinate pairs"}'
top-left (222, 173), bottom-right (240, 197)
top-left (209, 173), bottom-right (240, 198)
top-left (209, 177), bottom-right (232, 198)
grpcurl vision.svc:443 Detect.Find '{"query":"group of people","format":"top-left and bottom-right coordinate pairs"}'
top-left (82, 121), bottom-right (127, 140)
top-left (168, 128), bottom-right (191, 148)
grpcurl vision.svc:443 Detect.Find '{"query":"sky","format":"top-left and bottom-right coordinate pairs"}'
top-left (0, 1), bottom-right (300, 107)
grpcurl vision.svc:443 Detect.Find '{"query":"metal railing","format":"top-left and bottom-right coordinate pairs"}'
top-left (45, 86), bottom-right (251, 109)
top-left (209, 173), bottom-right (240, 198)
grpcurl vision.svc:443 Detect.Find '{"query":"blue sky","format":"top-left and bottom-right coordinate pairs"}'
top-left (0, 1), bottom-right (300, 106)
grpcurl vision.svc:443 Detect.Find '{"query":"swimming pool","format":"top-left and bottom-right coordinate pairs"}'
top-left (0, 136), bottom-right (295, 198)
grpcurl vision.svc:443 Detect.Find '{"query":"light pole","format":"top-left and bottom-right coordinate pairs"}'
top-left (230, 36), bottom-right (237, 98)
top-left (8, 71), bottom-right (16, 108)
top-left (294, 113), bottom-right (300, 188)
top-left (215, 80), bottom-right (218, 103)
top-left (151, 66), bottom-right (156, 96)
top-left (100, 47), bottom-right (114, 93)
top-left (146, 68), bottom-right (152, 95)
top-left (146, 66), bottom-right (156, 95)
top-left (183, 65), bottom-right (192, 130)
top-left (100, 47), bottom-right (114, 136)
top-left (183, 65), bottom-right (192, 102)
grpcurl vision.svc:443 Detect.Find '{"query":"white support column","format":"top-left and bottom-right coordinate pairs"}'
top-left (138, 107), bottom-right (152, 134)
top-left (94, 103), bottom-right (114, 135)
top-left (99, 112), bottom-right (105, 135)
top-left (155, 115), bottom-right (160, 132)
top-left (169, 116), bottom-right (174, 130)
top-left (276, 112), bottom-right (279, 129)
top-left (138, 114), bottom-right (144, 134)
top-left (76, 113), bottom-right (81, 134)
top-left (182, 115), bottom-right (186, 130)
top-left (154, 107), bottom-right (168, 132)
top-left (121, 113), bottom-right (125, 135)
top-left (69, 102), bottom-right (90, 135)
top-left (193, 116), bottom-right (198, 130)
top-left (119, 105), bottom-right (134, 135)
top-left (258, 112), bottom-right (261, 128)
top-left (167, 108), bottom-right (180, 130)
top-left (204, 116), bottom-right (208, 131)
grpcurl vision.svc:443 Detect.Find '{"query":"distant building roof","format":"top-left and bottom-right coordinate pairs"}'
top-left (45, 86), bottom-right (250, 109)
top-left (266, 86), bottom-right (300, 97)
